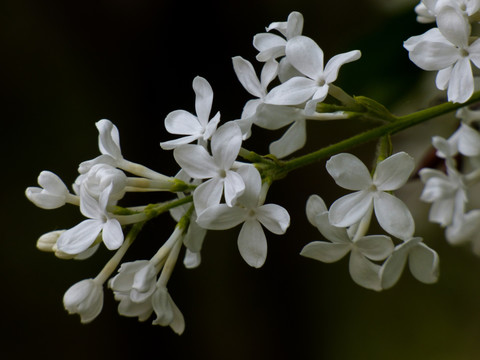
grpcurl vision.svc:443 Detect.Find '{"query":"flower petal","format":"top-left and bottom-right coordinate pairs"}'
top-left (355, 235), bottom-right (394, 261)
top-left (174, 144), bottom-right (218, 179)
top-left (324, 50), bottom-right (361, 84)
top-left (164, 110), bottom-right (203, 136)
top-left (326, 153), bottom-right (372, 190)
top-left (255, 204), bottom-right (290, 234)
top-left (380, 242), bottom-right (410, 289)
top-left (408, 242), bottom-right (439, 284)
top-left (328, 191), bottom-right (374, 227)
top-left (193, 177), bottom-right (224, 214)
top-left (237, 220), bottom-right (268, 268)
top-left (349, 251), bottom-right (382, 291)
top-left (300, 241), bottom-right (351, 263)
top-left (232, 56), bottom-right (264, 98)
top-left (447, 57), bottom-right (473, 103)
top-left (305, 194), bottom-right (327, 226)
top-left (211, 122), bottom-right (243, 170)
top-left (224, 170), bottom-right (246, 207)
top-left (196, 203), bottom-right (247, 230)
top-left (264, 77), bottom-right (317, 106)
top-left (314, 212), bottom-right (351, 244)
top-left (374, 152), bottom-right (415, 191)
top-left (102, 218), bottom-right (124, 250)
top-left (57, 219), bottom-right (104, 254)
top-left (285, 36), bottom-right (324, 79)
top-left (374, 192), bottom-right (415, 240)
top-left (193, 76), bottom-right (213, 127)
top-left (269, 119), bottom-right (306, 159)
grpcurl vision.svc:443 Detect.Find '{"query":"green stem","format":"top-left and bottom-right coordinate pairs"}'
top-left (272, 92), bottom-right (480, 179)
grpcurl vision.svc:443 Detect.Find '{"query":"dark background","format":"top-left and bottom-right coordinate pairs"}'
top-left (2, 0), bottom-right (480, 359)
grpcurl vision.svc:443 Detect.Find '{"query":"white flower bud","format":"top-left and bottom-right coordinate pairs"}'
top-left (80, 163), bottom-right (127, 202)
top-left (36, 230), bottom-right (64, 252)
top-left (26, 171), bottom-right (69, 209)
top-left (63, 279), bottom-right (104, 324)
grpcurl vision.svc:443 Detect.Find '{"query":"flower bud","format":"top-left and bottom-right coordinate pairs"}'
top-left (63, 279), bottom-right (104, 324)
top-left (37, 230), bottom-right (64, 252)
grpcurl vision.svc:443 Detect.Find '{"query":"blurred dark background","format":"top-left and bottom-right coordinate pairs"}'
top-left (2, 0), bottom-right (480, 359)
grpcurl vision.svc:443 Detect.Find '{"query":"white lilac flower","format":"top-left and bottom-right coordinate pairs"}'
top-left (253, 11), bottom-right (304, 62)
top-left (264, 36), bottom-right (361, 114)
top-left (404, 16), bottom-right (480, 103)
top-left (109, 260), bottom-right (157, 321)
top-left (196, 165), bottom-right (290, 268)
top-left (301, 206), bottom-right (394, 291)
top-left (173, 122), bottom-right (245, 213)
top-left (152, 286), bottom-right (185, 335)
top-left (26, 171), bottom-right (75, 209)
top-left (63, 278), bottom-right (104, 324)
top-left (447, 107), bottom-right (480, 157)
top-left (380, 237), bottom-right (439, 289)
top-left (326, 152), bottom-right (415, 240)
top-left (419, 166), bottom-right (467, 227)
top-left (232, 57), bottom-right (279, 139)
top-left (160, 76), bottom-right (220, 150)
top-left (76, 163), bottom-right (127, 202)
top-left (415, 0), bottom-right (480, 23)
top-left (56, 184), bottom-right (124, 254)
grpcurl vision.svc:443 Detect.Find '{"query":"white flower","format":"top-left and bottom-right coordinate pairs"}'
top-left (380, 237), bottom-right (439, 289)
top-left (160, 76), bottom-right (220, 150)
top-left (405, 23), bottom-right (480, 103)
top-left (109, 260), bottom-right (157, 321)
top-left (76, 163), bottom-right (127, 202)
top-left (173, 122), bottom-right (245, 213)
top-left (326, 152), bottom-right (415, 240)
top-left (419, 166), bottom-right (467, 227)
top-left (152, 286), bottom-right (185, 335)
top-left (26, 171), bottom-right (71, 209)
top-left (63, 278), bottom-right (104, 324)
top-left (232, 57), bottom-right (279, 139)
top-left (56, 185), bottom-right (124, 254)
top-left (265, 36), bottom-right (361, 114)
top-left (253, 11), bottom-right (304, 62)
top-left (447, 107), bottom-right (480, 157)
top-left (196, 166), bottom-right (290, 268)
top-left (301, 204), bottom-right (394, 291)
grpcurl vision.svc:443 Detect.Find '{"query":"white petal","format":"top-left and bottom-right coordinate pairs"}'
top-left (304, 86), bottom-right (329, 115)
top-left (38, 171), bottom-right (68, 195)
top-left (183, 249), bottom-right (201, 269)
top-left (96, 119), bottom-right (122, 160)
top-left (285, 11), bottom-right (304, 39)
top-left (196, 204), bottom-right (247, 230)
top-left (269, 119), bottom-right (306, 159)
top-left (224, 170), bottom-right (246, 207)
top-left (355, 235), bottom-right (394, 261)
top-left (328, 191), bottom-right (374, 227)
top-left (305, 194), bottom-right (327, 226)
top-left (436, 66), bottom-right (452, 90)
top-left (173, 144), bottom-right (218, 179)
top-left (285, 36), bottom-right (324, 79)
top-left (300, 241), bottom-right (351, 263)
top-left (160, 134), bottom-right (200, 150)
top-left (203, 111), bottom-right (221, 141)
top-left (57, 219), bottom-right (104, 254)
top-left (326, 153), bottom-right (372, 190)
top-left (193, 177), bottom-right (224, 214)
top-left (408, 242), bottom-right (439, 284)
top-left (193, 76), bottom-right (214, 127)
top-left (237, 220), bottom-right (268, 268)
top-left (447, 57), bottom-right (473, 103)
top-left (232, 56), bottom-right (264, 98)
top-left (380, 243), bottom-right (410, 289)
top-left (374, 152), bottom-right (415, 191)
top-left (253, 103), bottom-right (301, 130)
top-left (409, 41), bottom-right (459, 70)
top-left (152, 287), bottom-right (174, 326)
top-left (211, 122), bottom-right (243, 170)
top-left (164, 110), bottom-right (203, 135)
top-left (314, 212), bottom-right (351, 244)
top-left (437, 6), bottom-right (470, 47)
top-left (349, 251), bottom-right (382, 291)
top-left (324, 50), bottom-right (361, 84)
top-left (102, 218), bottom-right (124, 250)
top-left (374, 192), bottom-right (415, 240)
top-left (264, 77), bottom-right (317, 106)
top-left (236, 165), bottom-right (262, 208)
top-left (25, 187), bottom-right (65, 209)
top-left (255, 204), bottom-right (290, 234)
top-left (457, 123), bottom-right (480, 156)
top-left (260, 59), bottom-right (279, 89)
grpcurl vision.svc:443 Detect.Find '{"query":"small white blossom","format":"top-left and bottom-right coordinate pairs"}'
top-left (265, 36), bottom-right (361, 114)
top-left (196, 166), bottom-right (290, 268)
top-left (160, 76), bottom-right (220, 150)
top-left (253, 11), bottom-right (304, 62)
top-left (152, 286), bottom-right (185, 335)
top-left (63, 278), bottom-right (104, 324)
top-left (174, 122), bottom-right (245, 213)
top-left (326, 152), bottom-right (415, 240)
top-left (56, 185), bottom-right (124, 254)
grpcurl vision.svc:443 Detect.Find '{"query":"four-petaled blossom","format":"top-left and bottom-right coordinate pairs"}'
top-left (380, 237), bottom-right (439, 289)
top-left (265, 36), bottom-right (361, 114)
top-left (160, 76), bottom-right (220, 150)
top-left (196, 166), bottom-right (290, 268)
top-left (174, 122), bottom-right (245, 213)
top-left (109, 260), bottom-right (157, 321)
top-left (326, 152), bottom-right (415, 240)
top-left (301, 195), bottom-right (394, 291)
top-left (56, 185), bottom-right (124, 254)
top-left (63, 278), bottom-right (104, 324)
top-left (253, 11), bottom-right (304, 62)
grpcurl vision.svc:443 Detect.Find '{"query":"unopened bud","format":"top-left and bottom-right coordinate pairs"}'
top-left (37, 230), bottom-right (64, 252)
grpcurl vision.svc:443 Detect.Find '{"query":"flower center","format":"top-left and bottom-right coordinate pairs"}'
top-left (460, 48), bottom-right (469, 57)
top-left (219, 169), bottom-right (227, 178)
